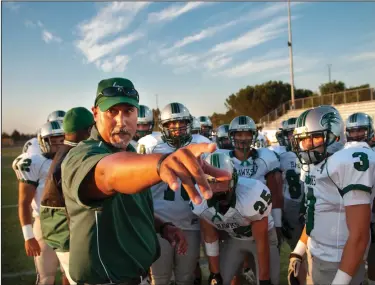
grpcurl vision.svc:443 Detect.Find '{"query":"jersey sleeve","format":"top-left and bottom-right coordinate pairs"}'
top-left (328, 148), bottom-right (375, 206)
top-left (13, 153), bottom-right (42, 187)
top-left (62, 142), bottom-right (112, 209)
top-left (137, 134), bottom-right (159, 154)
top-left (236, 178), bottom-right (272, 222)
top-left (257, 148), bottom-right (281, 174)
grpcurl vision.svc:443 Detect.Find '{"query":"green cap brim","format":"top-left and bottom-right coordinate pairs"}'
top-left (97, 96), bottom-right (139, 111)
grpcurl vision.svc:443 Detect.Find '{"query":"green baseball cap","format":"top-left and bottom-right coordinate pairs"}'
top-left (63, 107), bottom-right (94, 134)
top-left (95, 77), bottom-right (140, 111)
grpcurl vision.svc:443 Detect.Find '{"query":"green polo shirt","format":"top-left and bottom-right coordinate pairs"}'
top-left (61, 126), bottom-right (160, 284)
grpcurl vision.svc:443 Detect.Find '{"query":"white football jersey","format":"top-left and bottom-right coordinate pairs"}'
top-left (22, 137), bottom-right (41, 155)
top-left (12, 153), bottom-right (52, 217)
top-left (303, 144), bottom-right (375, 262)
top-left (137, 133), bottom-right (210, 230)
top-left (269, 146), bottom-right (303, 202)
top-left (129, 140), bottom-right (138, 149)
top-left (227, 148), bottom-right (280, 184)
top-left (253, 133), bottom-right (268, 149)
top-left (192, 177), bottom-right (274, 240)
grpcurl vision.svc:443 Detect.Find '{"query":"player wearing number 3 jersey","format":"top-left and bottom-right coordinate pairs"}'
top-left (288, 106), bottom-right (375, 285)
top-left (137, 102), bottom-right (211, 285)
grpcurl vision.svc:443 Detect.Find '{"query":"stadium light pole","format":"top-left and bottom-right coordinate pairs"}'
top-left (155, 94), bottom-right (159, 110)
top-left (327, 64), bottom-right (332, 83)
top-left (287, 0), bottom-right (296, 110)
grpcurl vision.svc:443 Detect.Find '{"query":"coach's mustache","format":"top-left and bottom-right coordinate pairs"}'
top-left (111, 127), bottom-right (132, 136)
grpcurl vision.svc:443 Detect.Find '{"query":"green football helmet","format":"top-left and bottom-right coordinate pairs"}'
top-left (37, 121), bottom-right (64, 156)
top-left (47, 110), bottom-right (65, 122)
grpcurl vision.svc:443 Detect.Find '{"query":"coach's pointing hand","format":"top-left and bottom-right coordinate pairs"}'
top-left (158, 143), bottom-right (231, 205)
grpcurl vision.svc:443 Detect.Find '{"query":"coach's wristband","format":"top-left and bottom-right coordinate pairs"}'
top-left (22, 224), bottom-right (34, 241)
top-left (205, 240), bottom-right (219, 256)
top-left (332, 269), bottom-right (352, 285)
top-left (292, 240), bottom-right (307, 257)
top-left (156, 153), bottom-right (171, 177)
top-left (272, 208), bottom-right (282, 227)
top-left (259, 280), bottom-right (272, 285)
top-left (371, 212), bottom-right (375, 223)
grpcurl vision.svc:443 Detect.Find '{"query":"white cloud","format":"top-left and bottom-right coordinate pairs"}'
top-left (25, 20), bottom-right (36, 28)
top-left (77, 32), bottom-right (142, 63)
top-left (210, 16), bottom-right (289, 54)
top-left (99, 55), bottom-right (130, 72)
top-left (148, 2), bottom-right (208, 23)
top-left (348, 51), bottom-right (375, 62)
top-left (218, 57), bottom-right (290, 78)
top-left (75, 2), bottom-right (149, 65)
top-left (4, 2), bottom-right (20, 11)
top-left (42, 30), bottom-right (62, 44)
top-left (204, 54), bottom-right (232, 71)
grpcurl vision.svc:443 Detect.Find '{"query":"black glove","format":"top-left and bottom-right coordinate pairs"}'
top-left (282, 216), bottom-right (294, 240)
top-left (208, 272), bottom-right (223, 285)
top-left (259, 280), bottom-right (273, 285)
top-left (288, 253), bottom-right (302, 285)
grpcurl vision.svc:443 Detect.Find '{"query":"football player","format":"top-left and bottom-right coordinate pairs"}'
top-left (134, 104), bottom-right (154, 142)
top-left (198, 116), bottom-right (213, 140)
top-left (269, 117), bottom-right (304, 249)
top-left (137, 103), bottom-right (210, 285)
top-left (47, 110), bottom-right (66, 122)
top-left (192, 117), bottom-right (202, 135)
top-left (191, 152), bottom-right (275, 285)
top-left (22, 135), bottom-right (42, 155)
top-left (225, 116), bottom-right (282, 284)
top-left (216, 124), bottom-right (233, 150)
top-left (288, 106), bottom-right (375, 285)
top-left (345, 112), bottom-right (375, 285)
top-left (12, 121), bottom-right (67, 285)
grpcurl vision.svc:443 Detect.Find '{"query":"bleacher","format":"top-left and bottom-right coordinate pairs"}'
top-left (259, 88), bottom-right (375, 130)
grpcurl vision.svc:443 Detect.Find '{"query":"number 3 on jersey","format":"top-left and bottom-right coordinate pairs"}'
top-left (306, 187), bottom-right (316, 235)
top-left (164, 185), bottom-right (189, 201)
top-left (286, 169), bottom-right (302, 199)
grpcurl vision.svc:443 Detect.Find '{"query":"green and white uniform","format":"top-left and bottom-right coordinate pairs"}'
top-left (62, 126), bottom-right (160, 284)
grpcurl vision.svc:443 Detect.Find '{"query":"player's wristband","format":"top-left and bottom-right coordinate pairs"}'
top-left (156, 153), bottom-right (171, 176)
top-left (205, 240), bottom-right (219, 256)
top-left (292, 240), bottom-right (307, 257)
top-left (22, 224), bottom-right (34, 241)
top-left (331, 269), bottom-right (352, 285)
top-left (272, 208), bottom-right (282, 227)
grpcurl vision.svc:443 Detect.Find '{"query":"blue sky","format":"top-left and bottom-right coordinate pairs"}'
top-left (2, 1), bottom-right (375, 134)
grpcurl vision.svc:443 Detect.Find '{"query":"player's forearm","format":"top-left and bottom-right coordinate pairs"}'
top-left (267, 172), bottom-right (283, 209)
top-left (18, 203), bottom-right (33, 226)
top-left (96, 152), bottom-right (164, 194)
top-left (255, 235), bottom-right (270, 280)
top-left (339, 230), bottom-right (369, 277)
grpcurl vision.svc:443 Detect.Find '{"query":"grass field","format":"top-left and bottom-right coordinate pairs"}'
top-left (1, 147), bottom-right (291, 285)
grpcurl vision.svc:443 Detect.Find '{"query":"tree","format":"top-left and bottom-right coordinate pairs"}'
top-left (11, 130), bottom-right (21, 141)
top-left (2, 132), bottom-right (10, 138)
top-left (319, 80), bottom-right (346, 95)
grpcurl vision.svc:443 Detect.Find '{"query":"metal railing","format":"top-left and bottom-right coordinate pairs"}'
top-left (258, 87), bottom-right (374, 126)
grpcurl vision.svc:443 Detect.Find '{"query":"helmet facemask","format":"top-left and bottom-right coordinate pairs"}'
top-left (134, 123), bottom-right (153, 141)
top-left (230, 130), bottom-right (257, 160)
top-left (346, 126), bottom-right (372, 143)
top-left (160, 119), bottom-right (192, 149)
top-left (292, 130), bottom-right (338, 165)
top-left (200, 125), bottom-right (212, 138)
top-left (217, 137), bottom-right (232, 150)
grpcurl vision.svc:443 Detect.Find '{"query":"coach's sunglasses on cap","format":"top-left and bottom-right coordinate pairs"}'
top-left (95, 86), bottom-right (140, 106)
